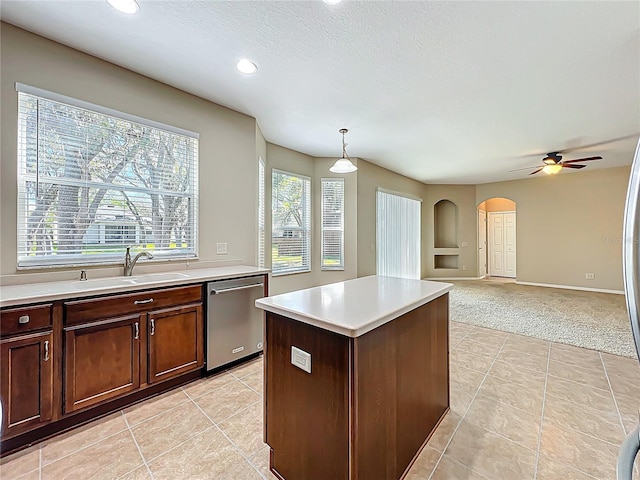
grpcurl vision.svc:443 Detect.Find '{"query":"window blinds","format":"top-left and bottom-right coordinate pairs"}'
top-left (376, 189), bottom-right (421, 279)
top-left (16, 86), bottom-right (199, 268)
top-left (321, 178), bottom-right (345, 270)
top-left (271, 169), bottom-right (311, 275)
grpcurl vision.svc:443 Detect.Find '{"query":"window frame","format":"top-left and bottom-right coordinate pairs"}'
top-left (321, 177), bottom-right (345, 271)
top-left (258, 157), bottom-right (265, 268)
top-left (271, 168), bottom-right (311, 276)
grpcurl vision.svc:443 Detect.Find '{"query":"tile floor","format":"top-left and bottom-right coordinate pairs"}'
top-left (2, 321), bottom-right (639, 480)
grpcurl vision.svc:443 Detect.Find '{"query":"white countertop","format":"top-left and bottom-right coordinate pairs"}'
top-left (0, 265), bottom-right (269, 307)
top-left (255, 275), bottom-right (452, 337)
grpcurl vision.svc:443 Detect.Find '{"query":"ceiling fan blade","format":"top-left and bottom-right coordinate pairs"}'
top-left (529, 168), bottom-right (543, 175)
top-left (560, 134), bottom-right (639, 154)
top-left (562, 156), bottom-right (602, 164)
top-left (562, 164), bottom-right (587, 169)
top-left (509, 165), bottom-right (544, 172)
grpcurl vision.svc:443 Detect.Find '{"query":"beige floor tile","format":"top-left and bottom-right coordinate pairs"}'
top-left (430, 455), bottom-right (489, 480)
top-left (487, 359), bottom-right (546, 389)
top-left (614, 392), bottom-right (640, 434)
top-left (478, 375), bottom-right (544, 416)
top-left (41, 412), bottom-right (128, 466)
top-left (455, 338), bottom-right (501, 358)
top-left (228, 356), bottom-right (263, 378)
top-left (118, 465), bottom-right (153, 479)
top-left (218, 401), bottom-right (264, 457)
top-left (539, 421), bottom-right (619, 479)
top-left (500, 341), bottom-right (549, 360)
top-left (450, 363), bottom-right (485, 392)
top-left (404, 446), bottom-right (441, 479)
top-left (450, 349), bottom-right (495, 373)
top-left (468, 331), bottom-right (507, 348)
top-left (194, 379), bottom-right (261, 424)
top-left (249, 446), bottom-right (279, 480)
top-left (547, 359), bottom-right (610, 390)
top-left (545, 375), bottom-right (617, 414)
top-left (550, 344), bottom-right (604, 369)
top-left (123, 388), bottom-right (190, 426)
top-left (428, 410), bottom-right (462, 452)
top-left (536, 455), bottom-right (597, 480)
top-left (0, 444), bottom-right (40, 479)
top-left (131, 401), bottom-right (213, 461)
top-left (544, 393), bottom-right (625, 444)
top-left (496, 348), bottom-right (548, 372)
top-left (15, 470), bottom-right (41, 480)
top-left (601, 351), bottom-right (639, 376)
top-left (181, 371), bottom-right (236, 399)
top-left (607, 368), bottom-right (640, 398)
top-left (465, 395), bottom-right (540, 450)
top-left (41, 430), bottom-right (143, 480)
top-left (444, 420), bottom-right (536, 479)
top-left (148, 427), bottom-right (263, 480)
top-left (450, 381), bottom-right (477, 415)
top-left (240, 370), bottom-right (263, 394)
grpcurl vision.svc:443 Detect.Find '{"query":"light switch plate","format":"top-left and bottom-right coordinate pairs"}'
top-left (461, 241), bottom-right (469, 247)
top-left (291, 346), bottom-right (311, 373)
top-left (216, 242), bottom-right (227, 255)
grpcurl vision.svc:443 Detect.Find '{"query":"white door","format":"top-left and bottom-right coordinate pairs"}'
top-left (504, 212), bottom-right (517, 277)
top-left (488, 211), bottom-right (516, 278)
top-left (488, 213), bottom-right (504, 276)
top-left (478, 209), bottom-right (487, 277)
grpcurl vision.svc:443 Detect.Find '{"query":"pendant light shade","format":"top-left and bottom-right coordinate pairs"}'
top-left (330, 128), bottom-right (357, 173)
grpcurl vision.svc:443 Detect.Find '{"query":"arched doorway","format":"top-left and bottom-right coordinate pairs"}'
top-left (477, 198), bottom-right (516, 279)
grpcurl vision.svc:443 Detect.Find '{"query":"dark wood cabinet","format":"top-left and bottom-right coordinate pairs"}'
top-left (147, 304), bottom-right (203, 384)
top-left (1, 330), bottom-right (54, 438)
top-left (64, 315), bottom-right (141, 413)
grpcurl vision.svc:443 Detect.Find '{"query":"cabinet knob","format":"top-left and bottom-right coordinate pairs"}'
top-left (18, 315), bottom-right (30, 324)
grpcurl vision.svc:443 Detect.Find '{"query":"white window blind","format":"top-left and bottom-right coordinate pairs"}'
top-left (258, 157), bottom-right (265, 268)
top-left (376, 189), bottom-right (421, 279)
top-left (272, 169), bottom-right (311, 275)
top-left (321, 178), bottom-right (345, 270)
top-left (16, 85), bottom-right (199, 268)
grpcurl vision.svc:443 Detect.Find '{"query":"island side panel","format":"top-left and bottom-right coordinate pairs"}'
top-left (352, 293), bottom-right (450, 480)
top-left (265, 312), bottom-right (350, 480)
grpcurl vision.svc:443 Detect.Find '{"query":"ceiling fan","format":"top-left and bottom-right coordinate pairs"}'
top-left (514, 152), bottom-right (602, 176)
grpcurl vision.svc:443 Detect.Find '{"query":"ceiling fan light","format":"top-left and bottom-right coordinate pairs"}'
top-left (542, 164), bottom-right (562, 175)
top-left (106, 0), bottom-right (139, 14)
top-left (330, 157), bottom-right (357, 173)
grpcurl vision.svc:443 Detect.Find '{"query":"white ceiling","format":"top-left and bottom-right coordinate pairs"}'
top-left (2, 1), bottom-right (639, 184)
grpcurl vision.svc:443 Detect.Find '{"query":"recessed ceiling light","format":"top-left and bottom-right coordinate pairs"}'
top-left (106, 0), bottom-right (140, 14)
top-left (236, 59), bottom-right (258, 75)
top-left (322, 0), bottom-right (343, 4)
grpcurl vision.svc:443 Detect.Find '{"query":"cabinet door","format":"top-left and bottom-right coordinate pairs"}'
top-left (64, 315), bottom-right (141, 413)
top-left (1, 331), bottom-right (53, 438)
top-left (147, 304), bottom-right (203, 384)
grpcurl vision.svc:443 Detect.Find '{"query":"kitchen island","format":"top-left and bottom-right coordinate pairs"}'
top-left (255, 275), bottom-right (452, 480)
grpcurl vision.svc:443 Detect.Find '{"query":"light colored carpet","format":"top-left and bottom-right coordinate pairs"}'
top-left (447, 279), bottom-right (638, 358)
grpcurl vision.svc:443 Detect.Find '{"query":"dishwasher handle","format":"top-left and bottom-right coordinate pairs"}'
top-left (210, 283), bottom-right (264, 295)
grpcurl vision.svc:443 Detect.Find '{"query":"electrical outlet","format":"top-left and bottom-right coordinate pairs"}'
top-left (291, 346), bottom-right (311, 373)
top-left (462, 265), bottom-right (467, 271)
top-left (461, 242), bottom-right (469, 247)
top-left (586, 273), bottom-right (595, 280)
top-left (216, 242), bottom-right (227, 255)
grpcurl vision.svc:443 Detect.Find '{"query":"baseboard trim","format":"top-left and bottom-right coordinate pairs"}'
top-left (425, 276), bottom-right (485, 281)
top-left (515, 281), bottom-right (624, 295)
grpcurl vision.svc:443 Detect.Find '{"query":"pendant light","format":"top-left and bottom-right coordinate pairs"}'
top-left (330, 128), bottom-right (357, 173)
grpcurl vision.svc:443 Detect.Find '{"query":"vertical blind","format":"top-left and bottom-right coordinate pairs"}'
top-left (321, 178), bottom-right (345, 270)
top-left (271, 169), bottom-right (311, 275)
top-left (376, 189), bottom-right (421, 279)
top-left (258, 157), bottom-right (265, 268)
top-left (16, 84), bottom-right (199, 268)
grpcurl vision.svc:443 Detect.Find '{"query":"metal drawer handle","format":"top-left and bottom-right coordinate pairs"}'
top-left (44, 341), bottom-right (49, 362)
top-left (133, 298), bottom-right (154, 305)
top-left (150, 318), bottom-right (155, 336)
top-left (134, 322), bottom-right (139, 340)
top-left (18, 315), bottom-right (30, 324)
top-left (210, 283), bottom-right (264, 295)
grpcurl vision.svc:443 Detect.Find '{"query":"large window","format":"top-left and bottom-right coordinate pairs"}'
top-left (258, 157), bottom-right (265, 268)
top-left (16, 84), bottom-right (199, 268)
top-left (272, 169), bottom-right (311, 275)
top-left (376, 188), bottom-right (421, 279)
top-left (321, 178), bottom-right (345, 270)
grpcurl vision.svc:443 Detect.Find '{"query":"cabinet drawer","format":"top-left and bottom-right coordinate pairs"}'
top-left (64, 285), bottom-right (203, 325)
top-left (0, 304), bottom-right (53, 336)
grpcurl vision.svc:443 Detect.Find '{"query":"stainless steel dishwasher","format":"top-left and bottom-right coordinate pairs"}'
top-left (206, 276), bottom-right (265, 371)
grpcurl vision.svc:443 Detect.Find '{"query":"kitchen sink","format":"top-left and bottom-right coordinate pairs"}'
top-left (129, 272), bottom-right (191, 283)
top-left (71, 272), bottom-right (191, 290)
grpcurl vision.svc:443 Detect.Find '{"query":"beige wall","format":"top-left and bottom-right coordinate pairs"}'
top-left (356, 160), bottom-right (428, 278)
top-left (1, 24), bottom-right (259, 282)
top-left (476, 166), bottom-right (630, 291)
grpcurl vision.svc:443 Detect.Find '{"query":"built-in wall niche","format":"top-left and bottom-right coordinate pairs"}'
top-left (434, 255), bottom-right (459, 269)
top-left (434, 200), bottom-right (458, 248)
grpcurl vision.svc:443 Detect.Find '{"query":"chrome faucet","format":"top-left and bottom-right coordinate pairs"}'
top-left (124, 246), bottom-right (154, 276)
